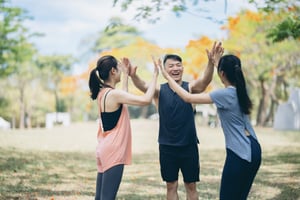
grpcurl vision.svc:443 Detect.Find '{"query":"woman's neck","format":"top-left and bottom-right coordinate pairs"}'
top-left (104, 81), bottom-right (116, 89)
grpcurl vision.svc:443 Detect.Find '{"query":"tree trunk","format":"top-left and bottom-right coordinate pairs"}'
top-left (256, 80), bottom-right (267, 126)
top-left (19, 87), bottom-right (25, 129)
top-left (263, 73), bottom-right (278, 126)
top-left (264, 99), bottom-right (276, 126)
top-left (25, 111), bottom-right (32, 129)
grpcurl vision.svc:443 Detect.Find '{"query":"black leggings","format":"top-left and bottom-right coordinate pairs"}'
top-left (95, 164), bottom-right (124, 200)
top-left (220, 136), bottom-right (261, 200)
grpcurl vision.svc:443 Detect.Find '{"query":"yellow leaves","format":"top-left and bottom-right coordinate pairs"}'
top-left (86, 101), bottom-right (92, 112)
top-left (99, 38), bottom-right (168, 60)
top-left (185, 36), bottom-right (213, 50)
top-left (245, 10), bottom-right (262, 22)
top-left (60, 76), bottom-right (78, 96)
top-left (223, 11), bottom-right (261, 38)
top-left (226, 16), bottom-right (240, 31)
top-left (183, 36), bottom-right (214, 80)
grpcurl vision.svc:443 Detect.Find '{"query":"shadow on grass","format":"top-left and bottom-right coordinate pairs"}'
top-left (255, 151), bottom-right (300, 200)
top-left (1, 147), bottom-right (300, 199)
top-left (0, 147), bottom-right (96, 199)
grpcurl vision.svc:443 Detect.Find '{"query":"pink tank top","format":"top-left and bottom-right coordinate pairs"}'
top-left (96, 88), bottom-right (132, 173)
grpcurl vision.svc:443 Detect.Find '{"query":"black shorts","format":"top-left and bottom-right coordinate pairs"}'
top-left (159, 144), bottom-right (200, 183)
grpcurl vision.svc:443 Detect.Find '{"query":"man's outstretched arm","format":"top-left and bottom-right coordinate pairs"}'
top-left (129, 58), bottom-right (160, 100)
top-left (130, 71), bottom-right (148, 93)
top-left (190, 41), bottom-right (224, 93)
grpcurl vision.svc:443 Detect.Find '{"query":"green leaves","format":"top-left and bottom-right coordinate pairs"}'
top-left (267, 13), bottom-right (300, 42)
top-left (0, 1), bottom-right (38, 77)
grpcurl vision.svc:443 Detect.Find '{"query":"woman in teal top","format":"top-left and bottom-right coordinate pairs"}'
top-left (160, 54), bottom-right (261, 200)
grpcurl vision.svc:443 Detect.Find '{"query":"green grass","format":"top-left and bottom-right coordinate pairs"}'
top-left (0, 148), bottom-right (95, 199)
top-left (0, 121), bottom-right (300, 200)
top-left (1, 147), bottom-right (299, 200)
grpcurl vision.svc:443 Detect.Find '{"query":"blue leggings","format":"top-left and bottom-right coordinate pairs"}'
top-left (95, 164), bottom-right (124, 200)
top-left (220, 136), bottom-right (261, 200)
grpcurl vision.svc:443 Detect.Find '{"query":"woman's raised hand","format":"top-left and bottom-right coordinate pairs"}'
top-left (121, 57), bottom-right (130, 75)
top-left (151, 55), bottom-right (159, 77)
top-left (206, 41), bottom-right (224, 67)
top-left (155, 57), bottom-right (169, 80)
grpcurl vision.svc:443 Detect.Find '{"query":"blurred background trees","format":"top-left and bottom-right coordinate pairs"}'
top-left (1, 0), bottom-right (299, 128)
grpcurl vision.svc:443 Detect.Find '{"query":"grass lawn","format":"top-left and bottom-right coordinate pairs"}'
top-left (0, 119), bottom-right (299, 200)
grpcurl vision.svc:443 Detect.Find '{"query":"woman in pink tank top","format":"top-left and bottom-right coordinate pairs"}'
top-left (88, 55), bottom-right (158, 200)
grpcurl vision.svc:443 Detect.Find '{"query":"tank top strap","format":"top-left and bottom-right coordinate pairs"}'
top-left (97, 88), bottom-right (113, 138)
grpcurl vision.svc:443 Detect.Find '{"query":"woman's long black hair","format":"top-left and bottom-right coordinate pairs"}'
top-left (217, 55), bottom-right (253, 114)
top-left (88, 55), bottom-right (118, 100)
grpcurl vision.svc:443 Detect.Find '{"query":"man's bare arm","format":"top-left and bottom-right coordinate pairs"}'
top-left (129, 59), bottom-right (160, 99)
top-left (130, 72), bottom-right (148, 93)
top-left (189, 60), bottom-right (214, 93)
top-left (189, 41), bottom-right (224, 93)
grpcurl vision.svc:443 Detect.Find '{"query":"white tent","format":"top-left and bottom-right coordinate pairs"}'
top-left (274, 88), bottom-right (300, 131)
top-left (0, 117), bottom-right (10, 130)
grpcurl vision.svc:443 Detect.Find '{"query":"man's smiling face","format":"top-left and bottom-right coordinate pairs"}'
top-left (164, 59), bottom-right (183, 82)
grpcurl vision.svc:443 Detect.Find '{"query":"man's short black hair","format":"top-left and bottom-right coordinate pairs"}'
top-left (163, 54), bottom-right (182, 65)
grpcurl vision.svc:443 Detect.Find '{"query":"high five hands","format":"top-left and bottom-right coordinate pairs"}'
top-left (121, 41), bottom-right (224, 81)
top-left (121, 56), bottom-right (159, 78)
top-left (206, 41), bottom-right (224, 67)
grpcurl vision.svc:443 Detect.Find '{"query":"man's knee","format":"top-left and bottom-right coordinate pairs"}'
top-left (185, 182), bottom-right (196, 191)
top-left (167, 181), bottom-right (178, 192)
top-left (185, 182), bottom-right (198, 199)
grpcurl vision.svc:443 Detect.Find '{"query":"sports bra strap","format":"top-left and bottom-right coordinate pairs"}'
top-left (103, 89), bottom-right (112, 113)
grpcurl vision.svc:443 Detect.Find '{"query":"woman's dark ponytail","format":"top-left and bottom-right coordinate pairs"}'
top-left (218, 55), bottom-right (253, 114)
top-left (234, 65), bottom-right (253, 114)
top-left (88, 55), bottom-right (118, 100)
top-left (89, 68), bottom-right (103, 100)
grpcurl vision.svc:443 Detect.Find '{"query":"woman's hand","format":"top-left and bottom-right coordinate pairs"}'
top-left (206, 41), bottom-right (224, 67)
top-left (156, 57), bottom-right (169, 80)
top-left (121, 57), bottom-right (130, 75)
top-left (151, 55), bottom-right (159, 77)
top-left (123, 58), bottom-right (137, 78)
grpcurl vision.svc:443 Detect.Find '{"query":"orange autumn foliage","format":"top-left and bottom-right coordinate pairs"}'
top-left (183, 36), bottom-right (214, 80)
top-left (60, 76), bottom-right (78, 95)
top-left (245, 10), bottom-right (261, 22)
top-left (222, 11), bottom-right (262, 32)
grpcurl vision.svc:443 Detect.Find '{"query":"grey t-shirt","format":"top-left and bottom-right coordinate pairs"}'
top-left (210, 86), bottom-right (258, 162)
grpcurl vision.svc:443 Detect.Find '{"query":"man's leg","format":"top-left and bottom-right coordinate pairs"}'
top-left (181, 144), bottom-right (200, 200)
top-left (160, 145), bottom-right (180, 200)
top-left (184, 182), bottom-right (198, 200)
top-left (167, 181), bottom-right (179, 200)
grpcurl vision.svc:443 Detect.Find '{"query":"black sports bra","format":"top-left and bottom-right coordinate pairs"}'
top-left (100, 89), bottom-right (122, 131)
